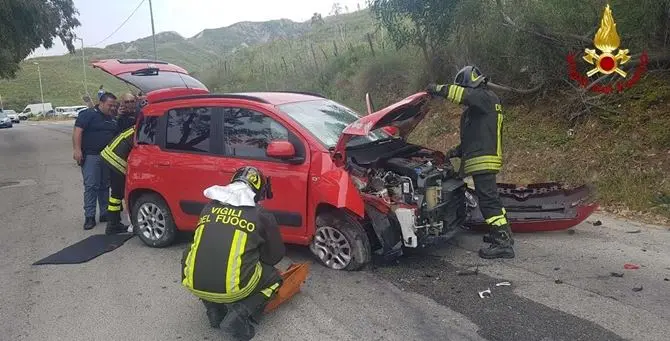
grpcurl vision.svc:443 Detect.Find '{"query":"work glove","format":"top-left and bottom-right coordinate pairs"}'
top-left (445, 147), bottom-right (461, 159)
top-left (426, 83), bottom-right (447, 97)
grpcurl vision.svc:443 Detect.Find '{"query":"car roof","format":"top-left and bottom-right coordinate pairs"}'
top-left (231, 92), bottom-right (325, 105)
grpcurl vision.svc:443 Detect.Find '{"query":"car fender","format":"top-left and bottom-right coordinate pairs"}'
top-left (312, 168), bottom-right (365, 218)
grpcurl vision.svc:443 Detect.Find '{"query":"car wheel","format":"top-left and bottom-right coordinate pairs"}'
top-left (131, 193), bottom-right (177, 248)
top-left (309, 209), bottom-right (371, 271)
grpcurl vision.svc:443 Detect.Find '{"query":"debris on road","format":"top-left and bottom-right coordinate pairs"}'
top-left (664, 278), bottom-right (669, 282)
top-left (478, 289), bottom-right (492, 298)
top-left (567, 229), bottom-right (576, 235)
top-left (610, 272), bottom-right (624, 278)
top-left (624, 263), bottom-right (640, 270)
top-left (457, 268), bottom-right (479, 276)
top-left (495, 281), bottom-right (511, 286)
top-left (593, 220), bottom-right (603, 226)
top-left (632, 286), bottom-right (643, 292)
top-left (554, 267), bottom-right (560, 271)
top-left (626, 229), bottom-right (642, 234)
top-left (555, 279), bottom-right (564, 284)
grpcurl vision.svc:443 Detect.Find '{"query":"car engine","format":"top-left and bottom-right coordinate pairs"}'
top-left (349, 155), bottom-right (463, 247)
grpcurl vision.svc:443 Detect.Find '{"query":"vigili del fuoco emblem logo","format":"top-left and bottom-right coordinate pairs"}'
top-left (567, 4), bottom-right (648, 94)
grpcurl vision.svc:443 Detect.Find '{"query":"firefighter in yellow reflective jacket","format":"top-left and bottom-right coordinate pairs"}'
top-left (100, 126), bottom-right (135, 235)
top-left (427, 66), bottom-right (515, 259)
top-left (181, 166), bottom-right (285, 341)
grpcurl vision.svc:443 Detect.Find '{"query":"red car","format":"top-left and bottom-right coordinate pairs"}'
top-left (93, 59), bottom-right (597, 271)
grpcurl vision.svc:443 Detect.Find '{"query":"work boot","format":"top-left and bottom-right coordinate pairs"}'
top-left (483, 232), bottom-right (514, 245)
top-left (83, 217), bottom-right (96, 230)
top-left (221, 303), bottom-right (256, 341)
top-left (99, 214), bottom-right (108, 223)
top-left (105, 212), bottom-right (128, 235)
top-left (479, 225), bottom-right (515, 259)
top-left (202, 300), bottom-right (227, 328)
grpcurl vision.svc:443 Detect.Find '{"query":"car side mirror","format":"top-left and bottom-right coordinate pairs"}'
top-left (382, 126), bottom-right (399, 136)
top-left (267, 140), bottom-right (295, 158)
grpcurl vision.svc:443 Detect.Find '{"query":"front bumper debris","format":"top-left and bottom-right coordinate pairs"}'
top-left (466, 182), bottom-right (598, 232)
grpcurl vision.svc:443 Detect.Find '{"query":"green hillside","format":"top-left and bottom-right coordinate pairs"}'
top-left (0, 12), bottom-right (338, 111)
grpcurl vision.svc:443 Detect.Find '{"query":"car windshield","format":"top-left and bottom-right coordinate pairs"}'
top-left (279, 99), bottom-right (390, 148)
top-left (0, 112), bottom-right (7, 118)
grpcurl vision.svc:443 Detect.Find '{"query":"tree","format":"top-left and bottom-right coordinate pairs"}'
top-left (369, 0), bottom-right (462, 64)
top-left (311, 12), bottom-right (325, 26)
top-left (0, 0), bottom-right (80, 78)
top-left (330, 2), bottom-right (343, 16)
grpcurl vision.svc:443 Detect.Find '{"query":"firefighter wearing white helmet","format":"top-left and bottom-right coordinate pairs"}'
top-left (426, 66), bottom-right (515, 259)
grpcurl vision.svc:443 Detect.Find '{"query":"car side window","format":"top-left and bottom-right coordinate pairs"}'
top-left (137, 116), bottom-right (158, 145)
top-left (223, 108), bottom-right (289, 159)
top-left (165, 107), bottom-right (212, 153)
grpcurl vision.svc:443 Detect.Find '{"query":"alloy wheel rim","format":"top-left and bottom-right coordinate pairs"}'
top-left (310, 225), bottom-right (352, 270)
top-left (137, 203), bottom-right (167, 241)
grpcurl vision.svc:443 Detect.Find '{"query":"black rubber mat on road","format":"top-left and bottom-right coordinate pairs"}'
top-left (32, 234), bottom-right (134, 265)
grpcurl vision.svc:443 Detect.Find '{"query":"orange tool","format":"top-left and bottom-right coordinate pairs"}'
top-left (264, 262), bottom-right (310, 313)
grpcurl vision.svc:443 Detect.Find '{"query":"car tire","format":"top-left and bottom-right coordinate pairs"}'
top-left (310, 209), bottom-right (371, 271)
top-left (131, 193), bottom-right (177, 248)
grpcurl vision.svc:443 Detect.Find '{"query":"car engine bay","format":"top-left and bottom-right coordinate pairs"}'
top-left (346, 144), bottom-right (467, 248)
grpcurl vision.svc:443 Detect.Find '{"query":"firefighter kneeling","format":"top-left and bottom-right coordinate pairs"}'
top-left (181, 166), bottom-right (285, 341)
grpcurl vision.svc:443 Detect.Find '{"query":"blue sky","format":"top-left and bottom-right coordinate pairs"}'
top-left (31, 0), bottom-right (364, 57)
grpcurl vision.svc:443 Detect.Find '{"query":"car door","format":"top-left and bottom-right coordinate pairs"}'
top-left (156, 105), bottom-right (224, 228)
top-left (217, 105), bottom-right (311, 240)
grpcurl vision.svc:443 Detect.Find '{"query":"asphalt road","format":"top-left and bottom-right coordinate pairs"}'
top-left (1, 121), bottom-right (669, 341)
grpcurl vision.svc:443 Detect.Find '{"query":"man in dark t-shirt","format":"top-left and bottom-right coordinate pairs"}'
top-left (72, 92), bottom-right (119, 230)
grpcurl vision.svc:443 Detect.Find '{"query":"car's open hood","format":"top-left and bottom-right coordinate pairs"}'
top-left (91, 59), bottom-right (209, 95)
top-left (333, 92), bottom-right (431, 161)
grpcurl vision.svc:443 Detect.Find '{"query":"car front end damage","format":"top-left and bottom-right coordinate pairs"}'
top-left (348, 150), bottom-right (468, 261)
top-left (334, 92), bottom-right (598, 263)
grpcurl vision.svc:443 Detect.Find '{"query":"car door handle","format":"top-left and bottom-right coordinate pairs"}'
top-left (157, 161), bottom-right (170, 167)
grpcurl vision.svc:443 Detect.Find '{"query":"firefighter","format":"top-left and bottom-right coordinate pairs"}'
top-left (181, 166), bottom-right (285, 341)
top-left (100, 125), bottom-right (135, 235)
top-left (426, 66), bottom-right (515, 259)
top-left (117, 93), bottom-right (138, 130)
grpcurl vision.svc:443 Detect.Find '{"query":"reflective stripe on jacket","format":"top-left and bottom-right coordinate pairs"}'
top-left (443, 85), bottom-right (504, 175)
top-left (182, 202), bottom-right (285, 304)
top-left (101, 127), bottom-right (134, 175)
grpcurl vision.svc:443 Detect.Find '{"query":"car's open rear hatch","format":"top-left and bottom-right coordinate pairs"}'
top-left (466, 183), bottom-right (598, 232)
top-left (91, 59), bottom-right (209, 94)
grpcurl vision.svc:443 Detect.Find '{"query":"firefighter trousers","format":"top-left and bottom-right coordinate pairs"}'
top-left (107, 169), bottom-right (126, 216)
top-left (472, 173), bottom-right (508, 229)
top-left (180, 248), bottom-right (281, 338)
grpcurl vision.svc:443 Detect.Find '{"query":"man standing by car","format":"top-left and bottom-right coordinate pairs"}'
top-left (99, 92), bottom-right (138, 235)
top-left (426, 66), bottom-right (515, 259)
top-left (72, 92), bottom-right (119, 230)
top-left (181, 166), bottom-right (285, 341)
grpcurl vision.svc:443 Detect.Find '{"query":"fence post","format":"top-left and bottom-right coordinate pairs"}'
top-left (366, 33), bottom-right (376, 57)
top-left (310, 43), bottom-right (319, 70)
top-left (320, 46), bottom-right (329, 61)
top-left (333, 40), bottom-right (339, 56)
top-left (281, 56), bottom-right (288, 72)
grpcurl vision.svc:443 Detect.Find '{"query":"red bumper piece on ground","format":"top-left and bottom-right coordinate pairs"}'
top-left (467, 183), bottom-right (598, 233)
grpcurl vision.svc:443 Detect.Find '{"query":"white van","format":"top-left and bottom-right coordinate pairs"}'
top-left (55, 106), bottom-right (88, 118)
top-left (22, 103), bottom-right (53, 117)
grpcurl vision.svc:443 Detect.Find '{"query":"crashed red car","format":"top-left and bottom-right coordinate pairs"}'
top-left (93, 59), bottom-right (597, 271)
